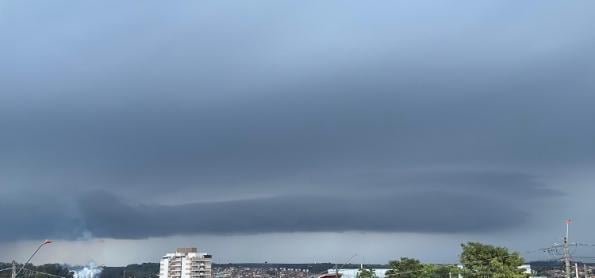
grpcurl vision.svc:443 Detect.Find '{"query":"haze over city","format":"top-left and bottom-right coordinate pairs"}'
top-left (1, 0), bottom-right (595, 268)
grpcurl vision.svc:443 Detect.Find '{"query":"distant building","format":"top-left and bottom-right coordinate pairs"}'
top-left (324, 269), bottom-right (389, 278)
top-left (159, 247), bottom-right (212, 278)
top-left (457, 264), bottom-right (537, 278)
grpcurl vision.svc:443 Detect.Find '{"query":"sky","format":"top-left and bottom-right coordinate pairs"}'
top-left (1, 0), bottom-right (595, 266)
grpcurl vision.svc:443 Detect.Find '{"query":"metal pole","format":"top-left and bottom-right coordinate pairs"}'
top-left (564, 220), bottom-right (572, 278)
top-left (575, 263), bottom-right (579, 278)
top-left (15, 240), bottom-right (51, 278)
top-left (16, 243), bottom-right (42, 277)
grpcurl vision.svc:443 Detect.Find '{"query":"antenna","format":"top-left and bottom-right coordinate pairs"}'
top-left (528, 219), bottom-right (587, 278)
top-left (528, 220), bottom-right (595, 277)
top-left (564, 219), bottom-right (571, 278)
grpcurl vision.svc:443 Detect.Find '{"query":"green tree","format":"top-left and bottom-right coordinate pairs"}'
top-left (432, 265), bottom-right (460, 278)
top-left (386, 257), bottom-right (433, 278)
top-left (459, 242), bottom-right (528, 278)
top-left (357, 267), bottom-right (378, 278)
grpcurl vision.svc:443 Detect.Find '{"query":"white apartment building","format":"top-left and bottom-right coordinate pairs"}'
top-left (159, 248), bottom-right (213, 278)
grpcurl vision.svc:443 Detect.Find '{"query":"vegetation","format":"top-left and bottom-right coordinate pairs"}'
top-left (356, 267), bottom-right (377, 278)
top-left (383, 242), bottom-right (528, 278)
top-left (459, 242), bottom-right (528, 278)
top-left (431, 265), bottom-right (461, 278)
top-left (0, 263), bottom-right (72, 278)
top-left (385, 257), bottom-right (434, 278)
top-left (100, 263), bottom-right (159, 278)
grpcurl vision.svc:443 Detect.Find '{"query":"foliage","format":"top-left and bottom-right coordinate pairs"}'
top-left (431, 265), bottom-right (461, 278)
top-left (385, 257), bottom-right (435, 278)
top-left (356, 267), bottom-right (377, 278)
top-left (459, 242), bottom-right (528, 278)
top-left (100, 263), bottom-right (160, 278)
top-left (384, 258), bottom-right (462, 278)
top-left (0, 263), bottom-right (73, 278)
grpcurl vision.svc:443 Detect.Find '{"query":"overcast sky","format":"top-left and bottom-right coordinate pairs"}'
top-left (1, 0), bottom-right (595, 266)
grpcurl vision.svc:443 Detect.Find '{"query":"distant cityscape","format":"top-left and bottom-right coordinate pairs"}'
top-left (1, 256), bottom-right (594, 278)
top-left (2, 239), bottom-right (595, 278)
top-left (0, 224), bottom-right (591, 278)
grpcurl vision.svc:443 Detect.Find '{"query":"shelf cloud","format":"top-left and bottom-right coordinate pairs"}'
top-left (0, 0), bottom-right (594, 264)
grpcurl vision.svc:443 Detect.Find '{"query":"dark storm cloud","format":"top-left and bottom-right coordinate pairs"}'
top-left (0, 169), bottom-right (555, 240)
top-left (76, 189), bottom-right (527, 239)
top-left (0, 0), bottom-right (593, 240)
top-left (0, 194), bottom-right (82, 241)
top-left (324, 170), bottom-right (560, 198)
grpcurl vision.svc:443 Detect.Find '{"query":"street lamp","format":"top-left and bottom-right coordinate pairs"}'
top-left (13, 239), bottom-right (52, 278)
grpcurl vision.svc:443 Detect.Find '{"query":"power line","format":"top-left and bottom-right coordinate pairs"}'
top-left (530, 219), bottom-right (595, 278)
top-left (19, 268), bottom-right (67, 278)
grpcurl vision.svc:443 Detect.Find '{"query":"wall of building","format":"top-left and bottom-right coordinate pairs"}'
top-left (326, 268), bottom-right (389, 278)
top-left (159, 248), bottom-right (212, 278)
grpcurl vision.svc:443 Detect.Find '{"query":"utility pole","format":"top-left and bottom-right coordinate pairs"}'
top-left (535, 220), bottom-right (595, 278)
top-left (575, 263), bottom-right (579, 278)
top-left (11, 261), bottom-right (16, 278)
top-left (333, 254), bottom-right (356, 278)
top-left (564, 219), bottom-right (572, 278)
top-left (15, 240), bottom-right (52, 278)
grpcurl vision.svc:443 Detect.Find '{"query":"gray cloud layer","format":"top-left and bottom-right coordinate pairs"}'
top-left (0, 170), bottom-right (556, 240)
top-left (79, 189), bottom-right (525, 238)
top-left (0, 0), bottom-right (593, 242)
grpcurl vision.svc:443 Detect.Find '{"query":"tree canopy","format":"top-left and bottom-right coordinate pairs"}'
top-left (357, 267), bottom-right (378, 278)
top-left (385, 257), bottom-right (436, 278)
top-left (459, 242), bottom-right (528, 278)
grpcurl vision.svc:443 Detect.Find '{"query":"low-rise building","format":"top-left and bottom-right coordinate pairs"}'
top-left (324, 269), bottom-right (389, 278)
